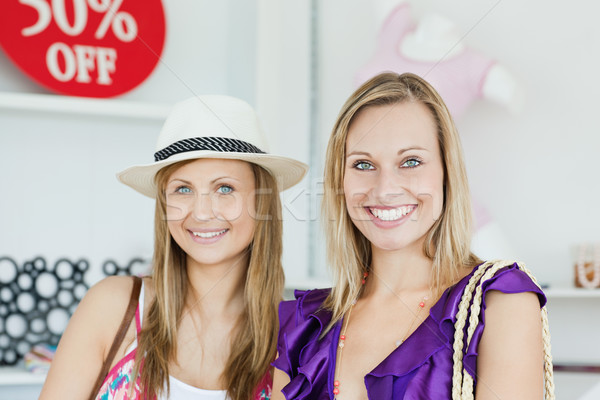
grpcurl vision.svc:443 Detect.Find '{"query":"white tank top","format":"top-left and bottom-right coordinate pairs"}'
top-left (163, 377), bottom-right (228, 400)
top-left (137, 281), bottom-right (229, 400)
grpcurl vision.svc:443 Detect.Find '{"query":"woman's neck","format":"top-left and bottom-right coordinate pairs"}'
top-left (366, 244), bottom-right (433, 296)
top-left (185, 253), bottom-right (248, 318)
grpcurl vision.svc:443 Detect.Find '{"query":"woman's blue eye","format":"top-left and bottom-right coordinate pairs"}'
top-left (217, 185), bottom-right (233, 194)
top-left (402, 159), bottom-right (421, 168)
top-left (176, 186), bottom-right (192, 194)
top-left (354, 161), bottom-right (374, 170)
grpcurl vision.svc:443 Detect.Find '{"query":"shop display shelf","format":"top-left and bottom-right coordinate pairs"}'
top-left (544, 287), bottom-right (600, 299)
top-left (0, 91), bottom-right (170, 120)
top-left (0, 366), bottom-right (46, 386)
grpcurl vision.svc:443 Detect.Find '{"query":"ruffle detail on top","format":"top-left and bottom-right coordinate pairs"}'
top-left (274, 263), bottom-right (547, 399)
top-left (272, 289), bottom-right (333, 400)
top-left (434, 262), bottom-right (547, 382)
top-left (364, 262), bottom-right (547, 397)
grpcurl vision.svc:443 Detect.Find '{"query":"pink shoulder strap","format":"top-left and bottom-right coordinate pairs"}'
top-left (88, 276), bottom-right (142, 400)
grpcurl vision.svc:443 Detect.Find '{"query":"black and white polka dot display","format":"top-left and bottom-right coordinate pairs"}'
top-left (0, 256), bottom-right (89, 366)
top-left (0, 256), bottom-right (150, 365)
top-left (102, 258), bottom-right (147, 276)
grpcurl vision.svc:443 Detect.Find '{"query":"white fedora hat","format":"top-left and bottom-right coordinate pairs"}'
top-left (118, 95), bottom-right (308, 197)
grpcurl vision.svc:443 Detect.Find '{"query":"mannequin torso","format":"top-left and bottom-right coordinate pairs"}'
top-left (359, 1), bottom-right (524, 116)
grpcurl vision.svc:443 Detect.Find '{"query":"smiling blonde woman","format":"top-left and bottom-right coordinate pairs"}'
top-left (40, 95), bottom-right (308, 400)
top-left (271, 73), bottom-right (554, 400)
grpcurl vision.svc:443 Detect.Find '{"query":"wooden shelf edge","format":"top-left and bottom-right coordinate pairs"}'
top-left (0, 92), bottom-right (171, 120)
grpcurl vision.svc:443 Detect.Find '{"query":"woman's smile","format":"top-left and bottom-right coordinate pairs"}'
top-left (188, 228), bottom-right (229, 243)
top-left (364, 204), bottom-right (418, 229)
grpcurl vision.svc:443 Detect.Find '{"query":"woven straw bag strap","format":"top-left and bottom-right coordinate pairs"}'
top-left (451, 260), bottom-right (555, 400)
top-left (88, 276), bottom-right (143, 400)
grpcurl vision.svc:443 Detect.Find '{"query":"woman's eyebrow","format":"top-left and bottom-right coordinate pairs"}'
top-left (210, 176), bottom-right (242, 184)
top-left (168, 178), bottom-right (192, 185)
top-left (346, 151), bottom-right (372, 158)
top-left (168, 176), bottom-right (243, 185)
top-left (398, 146), bottom-right (428, 155)
top-left (346, 147), bottom-right (428, 159)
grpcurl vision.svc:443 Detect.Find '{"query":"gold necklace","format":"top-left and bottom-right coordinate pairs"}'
top-left (332, 271), bottom-right (429, 397)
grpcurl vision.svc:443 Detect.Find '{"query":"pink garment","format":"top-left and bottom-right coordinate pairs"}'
top-left (94, 301), bottom-right (143, 399)
top-left (355, 4), bottom-right (496, 118)
top-left (93, 287), bottom-right (272, 399)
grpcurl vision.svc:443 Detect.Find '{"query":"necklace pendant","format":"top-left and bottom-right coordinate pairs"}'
top-left (395, 339), bottom-right (403, 347)
top-left (338, 334), bottom-right (346, 348)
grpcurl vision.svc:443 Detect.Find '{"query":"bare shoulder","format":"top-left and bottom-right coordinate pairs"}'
top-left (85, 275), bottom-right (139, 307)
top-left (271, 360), bottom-right (290, 400)
top-left (80, 276), bottom-right (140, 330)
top-left (482, 289), bottom-right (542, 344)
top-left (485, 289), bottom-right (541, 317)
top-left (61, 275), bottom-right (141, 358)
top-left (475, 290), bottom-right (544, 399)
top-left (38, 275), bottom-right (141, 400)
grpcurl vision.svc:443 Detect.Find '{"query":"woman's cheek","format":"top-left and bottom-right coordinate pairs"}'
top-left (165, 193), bottom-right (193, 221)
top-left (214, 193), bottom-right (244, 222)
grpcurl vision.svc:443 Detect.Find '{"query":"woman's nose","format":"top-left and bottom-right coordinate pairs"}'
top-left (192, 193), bottom-right (215, 221)
top-left (372, 168), bottom-right (409, 204)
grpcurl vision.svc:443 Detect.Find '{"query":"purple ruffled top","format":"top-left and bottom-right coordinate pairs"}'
top-left (272, 262), bottom-right (546, 399)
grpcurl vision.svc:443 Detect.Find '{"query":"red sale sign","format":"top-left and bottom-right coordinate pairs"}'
top-left (0, 0), bottom-right (166, 98)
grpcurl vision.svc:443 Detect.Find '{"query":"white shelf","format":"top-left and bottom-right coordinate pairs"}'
top-left (545, 287), bottom-right (600, 299)
top-left (0, 367), bottom-right (46, 386)
top-left (0, 91), bottom-right (171, 120)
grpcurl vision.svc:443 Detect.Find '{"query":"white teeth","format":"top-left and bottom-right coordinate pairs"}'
top-left (192, 229), bottom-right (227, 238)
top-left (370, 206), bottom-right (413, 221)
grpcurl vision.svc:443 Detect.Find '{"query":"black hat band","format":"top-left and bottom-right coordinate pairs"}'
top-left (154, 137), bottom-right (266, 162)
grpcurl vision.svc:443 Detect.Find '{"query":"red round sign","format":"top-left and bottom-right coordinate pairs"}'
top-left (0, 0), bottom-right (166, 98)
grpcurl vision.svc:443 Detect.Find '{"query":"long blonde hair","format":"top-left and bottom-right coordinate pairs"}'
top-left (321, 72), bottom-right (481, 331)
top-left (132, 160), bottom-right (284, 399)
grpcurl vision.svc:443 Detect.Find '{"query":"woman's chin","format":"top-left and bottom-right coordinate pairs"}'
top-left (368, 235), bottom-right (427, 254)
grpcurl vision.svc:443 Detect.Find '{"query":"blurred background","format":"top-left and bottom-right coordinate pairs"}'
top-left (1, 0), bottom-right (599, 398)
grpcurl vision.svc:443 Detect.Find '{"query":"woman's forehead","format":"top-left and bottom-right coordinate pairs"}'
top-left (346, 102), bottom-right (438, 153)
top-left (169, 158), bottom-right (254, 181)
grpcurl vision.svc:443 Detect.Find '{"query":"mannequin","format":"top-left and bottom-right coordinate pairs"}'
top-left (399, 13), bottom-right (465, 61)
top-left (356, 0), bottom-right (525, 118)
top-left (356, 0), bottom-right (522, 259)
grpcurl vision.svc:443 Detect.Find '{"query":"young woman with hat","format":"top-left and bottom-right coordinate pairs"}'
top-left (271, 73), bottom-right (554, 399)
top-left (40, 96), bottom-right (308, 400)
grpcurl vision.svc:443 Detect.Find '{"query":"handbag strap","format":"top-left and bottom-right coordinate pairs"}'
top-left (88, 276), bottom-right (143, 400)
top-left (451, 260), bottom-right (555, 400)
